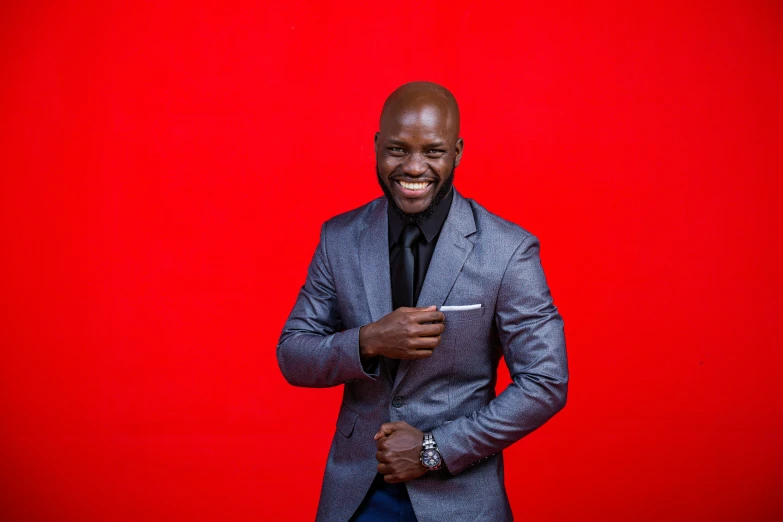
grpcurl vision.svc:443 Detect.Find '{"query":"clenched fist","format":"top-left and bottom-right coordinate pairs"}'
top-left (359, 306), bottom-right (445, 360)
top-left (374, 421), bottom-right (428, 483)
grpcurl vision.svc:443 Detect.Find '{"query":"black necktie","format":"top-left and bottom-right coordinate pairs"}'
top-left (388, 225), bottom-right (421, 379)
top-left (396, 225), bottom-right (422, 308)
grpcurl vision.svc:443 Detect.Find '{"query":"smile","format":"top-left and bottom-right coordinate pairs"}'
top-left (397, 180), bottom-right (432, 191)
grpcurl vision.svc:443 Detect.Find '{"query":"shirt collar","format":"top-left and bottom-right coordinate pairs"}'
top-left (388, 188), bottom-right (454, 246)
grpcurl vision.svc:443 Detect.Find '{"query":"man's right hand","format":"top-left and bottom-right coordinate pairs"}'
top-left (359, 306), bottom-right (445, 360)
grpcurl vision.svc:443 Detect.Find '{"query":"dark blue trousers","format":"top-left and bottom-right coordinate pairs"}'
top-left (349, 473), bottom-right (418, 522)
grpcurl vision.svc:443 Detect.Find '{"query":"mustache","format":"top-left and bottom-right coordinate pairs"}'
top-left (390, 174), bottom-right (439, 183)
top-left (376, 163), bottom-right (456, 225)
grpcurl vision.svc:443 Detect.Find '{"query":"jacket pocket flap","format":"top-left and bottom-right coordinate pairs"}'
top-left (336, 406), bottom-right (358, 437)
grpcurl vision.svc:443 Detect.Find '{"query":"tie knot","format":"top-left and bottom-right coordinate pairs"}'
top-left (401, 225), bottom-right (422, 247)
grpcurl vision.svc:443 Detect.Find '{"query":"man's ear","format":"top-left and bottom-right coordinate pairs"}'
top-left (454, 137), bottom-right (464, 167)
top-left (374, 132), bottom-right (380, 156)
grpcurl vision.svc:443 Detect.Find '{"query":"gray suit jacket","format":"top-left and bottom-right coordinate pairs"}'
top-left (278, 191), bottom-right (568, 522)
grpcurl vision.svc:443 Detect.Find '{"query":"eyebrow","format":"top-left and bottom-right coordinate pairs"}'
top-left (384, 139), bottom-right (448, 149)
top-left (385, 139), bottom-right (407, 146)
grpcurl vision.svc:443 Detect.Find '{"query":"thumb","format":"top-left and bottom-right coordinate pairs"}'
top-left (374, 422), bottom-right (397, 441)
top-left (417, 306), bottom-right (437, 311)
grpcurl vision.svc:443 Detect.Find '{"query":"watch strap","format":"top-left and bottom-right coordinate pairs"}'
top-left (421, 432), bottom-right (442, 471)
top-left (423, 432), bottom-right (437, 450)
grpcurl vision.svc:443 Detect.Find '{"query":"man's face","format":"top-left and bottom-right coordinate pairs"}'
top-left (375, 103), bottom-right (463, 216)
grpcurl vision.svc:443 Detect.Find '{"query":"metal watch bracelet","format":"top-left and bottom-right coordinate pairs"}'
top-left (421, 432), bottom-right (442, 471)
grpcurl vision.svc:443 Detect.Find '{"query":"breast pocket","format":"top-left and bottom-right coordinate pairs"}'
top-left (408, 307), bottom-right (486, 382)
top-left (440, 304), bottom-right (491, 365)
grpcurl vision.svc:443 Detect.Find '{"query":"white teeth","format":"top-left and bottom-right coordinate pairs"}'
top-left (399, 181), bottom-right (430, 191)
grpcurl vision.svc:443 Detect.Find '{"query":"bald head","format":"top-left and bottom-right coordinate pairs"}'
top-left (379, 81), bottom-right (460, 138)
top-left (375, 82), bottom-right (464, 219)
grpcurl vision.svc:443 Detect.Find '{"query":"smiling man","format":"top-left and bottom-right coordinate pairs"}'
top-left (278, 82), bottom-right (568, 522)
top-left (375, 82), bottom-right (461, 221)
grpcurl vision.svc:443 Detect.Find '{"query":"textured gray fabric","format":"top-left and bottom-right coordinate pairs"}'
top-left (278, 191), bottom-right (568, 522)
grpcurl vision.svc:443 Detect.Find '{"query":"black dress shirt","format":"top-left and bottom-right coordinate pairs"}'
top-left (383, 189), bottom-right (454, 381)
top-left (388, 188), bottom-right (454, 310)
top-left (361, 190), bottom-right (455, 379)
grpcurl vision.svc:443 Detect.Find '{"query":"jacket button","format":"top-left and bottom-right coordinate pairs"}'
top-left (392, 396), bottom-right (404, 408)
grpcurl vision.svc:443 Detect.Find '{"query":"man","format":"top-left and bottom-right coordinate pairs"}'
top-left (277, 82), bottom-right (568, 521)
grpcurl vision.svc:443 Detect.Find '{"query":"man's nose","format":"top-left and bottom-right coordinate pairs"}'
top-left (401, 153), bottom-right (427, 176)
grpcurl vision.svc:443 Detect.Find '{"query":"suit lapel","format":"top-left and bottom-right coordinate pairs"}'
top-left (358, 199), bottom-right (396, 384)
top-left (393, 191), bottom-right (476, 390)
top-left (359, 198), bottom-right (393, 324)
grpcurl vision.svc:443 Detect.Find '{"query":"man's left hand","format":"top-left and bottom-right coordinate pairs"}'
top-left (374, 421), bottom-right (428, 483)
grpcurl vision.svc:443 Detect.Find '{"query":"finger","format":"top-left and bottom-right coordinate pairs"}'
top-left (377, 463), bottom-right (390, 474)
top-left (376, 451), bottom-right (391, 463)
top-left (408, 310), bottom-right (445, 324)
top-left (407, 336), bottom-right (441, 350)
top-left (384, 474), bottom-right (400, 484)
top-left (413, 323), bottom-right (445, 337)
top-left (396, 346), bottom-right (436, 359)
top-left (374, 423), bottom-right (397, 441)
top-left (402, 348), bottom-right (435, 360)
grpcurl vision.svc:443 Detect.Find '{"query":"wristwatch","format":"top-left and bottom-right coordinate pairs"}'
top-left (420, 432), bottom-right (442, 471)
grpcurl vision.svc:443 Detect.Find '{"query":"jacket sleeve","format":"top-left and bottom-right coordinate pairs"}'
top-left (431, 234), bottom-right (568, 475)
top-left (277, 223), bottom-right (380, 388)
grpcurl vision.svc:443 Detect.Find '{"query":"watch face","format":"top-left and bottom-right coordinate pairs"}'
top-left (422, 448), bottom-right (442, 468)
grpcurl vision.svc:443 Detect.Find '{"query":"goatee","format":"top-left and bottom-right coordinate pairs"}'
top-left (376, 164), bottom-right (456, 226)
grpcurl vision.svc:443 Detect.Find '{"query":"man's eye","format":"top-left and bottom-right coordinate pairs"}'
top-left (387, 147), bottom-right (405, 154)
top-left (427, 149), bottom-right (446, 155)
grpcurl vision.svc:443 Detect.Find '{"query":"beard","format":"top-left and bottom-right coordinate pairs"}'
top-left (376, 163), bottom-right (456, 226)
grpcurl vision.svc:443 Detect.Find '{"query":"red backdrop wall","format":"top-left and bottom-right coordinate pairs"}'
top-left (2, 1), bottom-right (782, 520)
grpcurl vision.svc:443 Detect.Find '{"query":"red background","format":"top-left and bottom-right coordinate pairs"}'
top-left (2, 1), bottom-right (782, 520)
